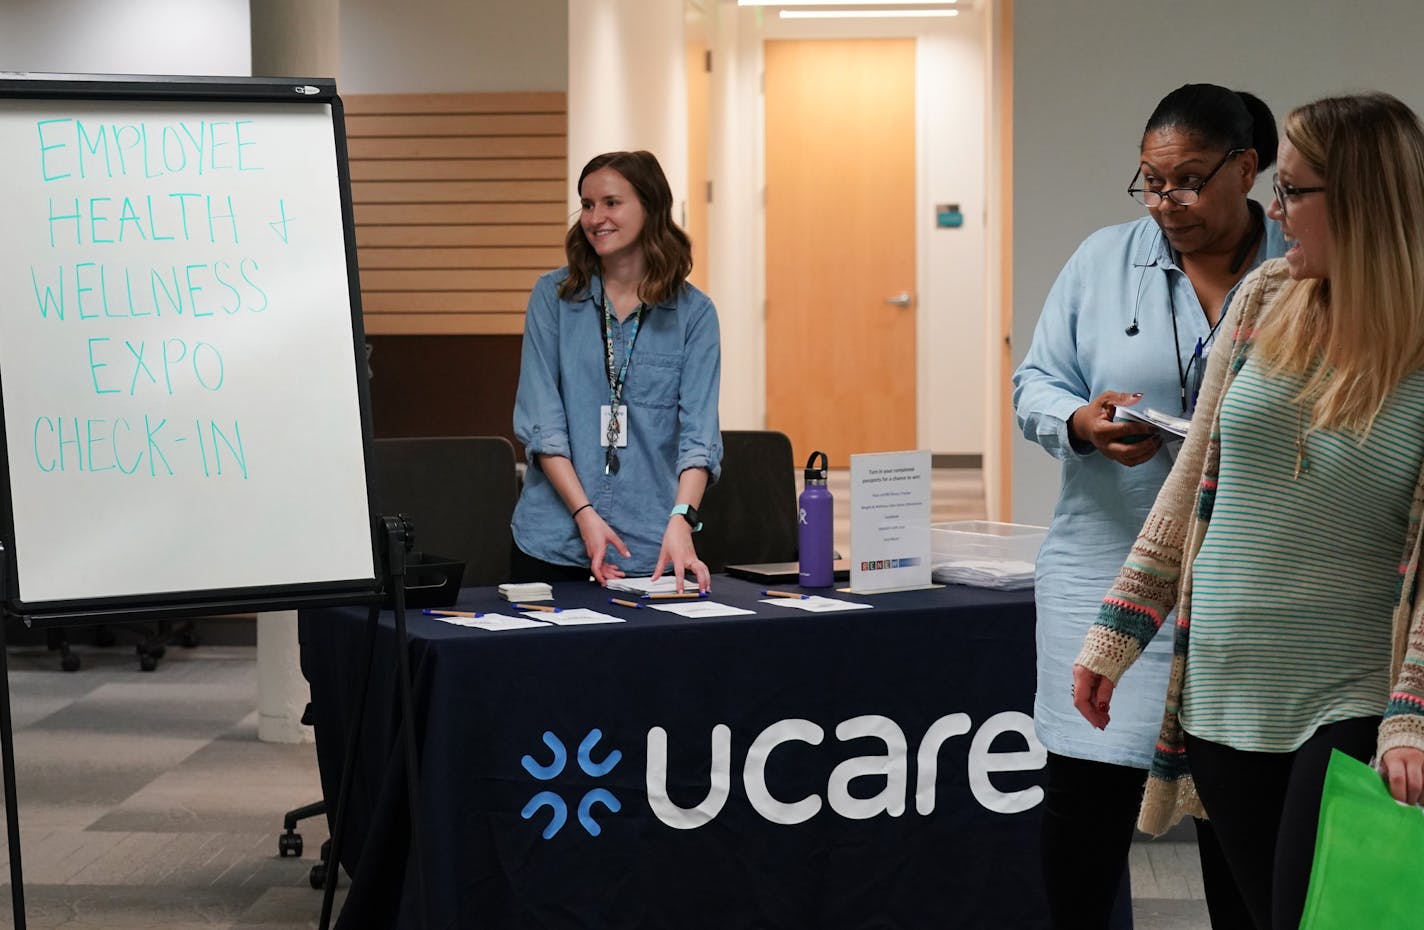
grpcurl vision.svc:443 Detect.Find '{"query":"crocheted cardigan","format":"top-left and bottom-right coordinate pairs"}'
top-left (1075, 258), bottom-right (1424, 835)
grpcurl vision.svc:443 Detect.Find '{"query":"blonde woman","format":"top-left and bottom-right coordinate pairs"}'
top-left (1072, 92), bottom-right (1424, 930)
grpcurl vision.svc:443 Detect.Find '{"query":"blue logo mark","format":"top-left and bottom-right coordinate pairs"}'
top-left (519, 728), bottom-right (623, 839)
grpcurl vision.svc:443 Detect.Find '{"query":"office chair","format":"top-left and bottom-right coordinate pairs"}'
top-left (695, 430), bottom-right (799, 572)
top-left (280, 435), bottom-right (519, 887)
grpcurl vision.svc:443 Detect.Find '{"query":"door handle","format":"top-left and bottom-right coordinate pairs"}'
top-left (885, 292), bottom-right (913, 309)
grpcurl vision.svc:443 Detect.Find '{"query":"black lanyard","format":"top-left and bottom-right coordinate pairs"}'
top-left (598, 288), bottom-right (644, 474)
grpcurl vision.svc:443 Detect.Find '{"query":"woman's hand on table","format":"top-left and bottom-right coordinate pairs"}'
top-left (575, 507), bottom-right (630, 585)
top-left (1069, 391), bottom-right (1162, 466)
top-left (653, 518), bottom-right (710, 594)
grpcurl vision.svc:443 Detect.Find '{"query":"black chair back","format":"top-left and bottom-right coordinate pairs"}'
top-left (370, 436), bottom-right (518, 586)
top-left (696, 430), bottom-right (798, 573)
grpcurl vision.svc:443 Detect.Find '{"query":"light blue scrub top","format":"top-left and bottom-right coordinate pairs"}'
top-left (1012, 207), bottom-right (1286, 768)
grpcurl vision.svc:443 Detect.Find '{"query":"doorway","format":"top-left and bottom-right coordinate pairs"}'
top-left (763, 38), bottom-right (918, 468)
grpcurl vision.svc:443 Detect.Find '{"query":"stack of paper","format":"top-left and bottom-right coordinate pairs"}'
top-left (604, 576), bottom-right (685, 595)
top-left (930, 558), bottom-right (1036, 590)
top-left (497, 582), bottom-right (554, 602)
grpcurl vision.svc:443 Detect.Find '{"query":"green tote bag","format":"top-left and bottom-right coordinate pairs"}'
top-left (1299, 749), bottom-right (1424, 929)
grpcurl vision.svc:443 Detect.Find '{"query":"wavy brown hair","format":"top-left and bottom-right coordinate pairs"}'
top-left (558, 151), bottom-right (693, 305)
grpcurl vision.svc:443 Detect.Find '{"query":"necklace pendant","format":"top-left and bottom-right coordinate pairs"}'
top-left (1293, 439), bottom-right (1309, 479)
top-left (605, 447), bottom-right (620, 476)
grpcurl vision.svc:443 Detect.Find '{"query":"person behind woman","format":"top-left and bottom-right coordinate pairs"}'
top-left (1013, 84), bottom-right (1284, 929)
top-left (1074, 92), bottom-right (1424, 930)
top-left (510, 150), bottom-right (722, 592)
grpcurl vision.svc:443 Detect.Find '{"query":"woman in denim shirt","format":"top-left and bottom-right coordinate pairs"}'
top-left (511, 151), bottom-right (722, 592)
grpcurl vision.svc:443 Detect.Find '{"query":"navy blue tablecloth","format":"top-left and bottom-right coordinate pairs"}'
top-left (300, 576), bottom-right (1047, 930)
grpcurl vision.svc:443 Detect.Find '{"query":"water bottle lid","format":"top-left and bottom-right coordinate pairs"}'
top-left (804, 450), bottom-right (828, 483)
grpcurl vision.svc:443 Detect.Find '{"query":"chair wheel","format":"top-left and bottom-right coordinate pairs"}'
top-left (139, 653), bottom-right (158, 672)
top-left (278, 832), bottom-right (303, 857)
top-left (309, 862), bottom-right (329, 889)
top-left (61, 654), bottom-right (80, 672)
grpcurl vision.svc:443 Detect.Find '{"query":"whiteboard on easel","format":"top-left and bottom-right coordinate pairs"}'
top-left (0, 75), bottom-right (376, 611)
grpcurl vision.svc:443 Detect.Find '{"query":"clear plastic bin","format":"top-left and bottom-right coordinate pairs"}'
top-left (930, 520), bottom-right (1047, 568)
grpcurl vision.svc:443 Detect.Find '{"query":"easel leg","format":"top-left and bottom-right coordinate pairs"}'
top-left (384, 518), bottom-right (427, 928)
top-left (0, 616), bottom-right (27, 929)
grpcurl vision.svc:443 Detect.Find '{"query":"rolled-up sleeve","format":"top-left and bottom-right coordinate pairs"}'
top-left (513, 275), bottom-right (570, 458)
top-left (1012, 251), bottom-right (1094, 461)
top-left (675, 295), bottom-right (723, 483)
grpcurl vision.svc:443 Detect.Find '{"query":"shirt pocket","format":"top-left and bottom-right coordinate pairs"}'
top-left (626, 351), bottom-right (681, 409)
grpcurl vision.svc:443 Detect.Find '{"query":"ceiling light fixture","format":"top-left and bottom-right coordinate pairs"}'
top-left (777, 8), bottom-right (959, 18)
top-left (739, 0), bottom-right (953, 6)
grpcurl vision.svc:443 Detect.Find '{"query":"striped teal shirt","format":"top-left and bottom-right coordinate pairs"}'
top-left (1181, 359), bottom-right (1424, 751)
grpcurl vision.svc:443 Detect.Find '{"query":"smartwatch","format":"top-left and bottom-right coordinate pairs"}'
top-left (670, 503), bottom-right (702, 533)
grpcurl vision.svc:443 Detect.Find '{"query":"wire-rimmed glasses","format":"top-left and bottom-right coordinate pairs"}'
top-left (1271, 172), bottom-right (1326, 217)
top-left (1128, 148), bottom-right (1244, 207)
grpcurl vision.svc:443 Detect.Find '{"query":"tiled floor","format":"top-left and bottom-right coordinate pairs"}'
top-left (0, 469), bottom-right (1211, 929)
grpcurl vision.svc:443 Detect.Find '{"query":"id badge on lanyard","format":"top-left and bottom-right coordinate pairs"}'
top-left (600, 290), bottom-right (643, 475)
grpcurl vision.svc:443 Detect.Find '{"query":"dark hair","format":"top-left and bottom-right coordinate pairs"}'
top-left (1142, 84), bottom-right (1277, 172)
top-left (559, 150), bottom-right (694, 305)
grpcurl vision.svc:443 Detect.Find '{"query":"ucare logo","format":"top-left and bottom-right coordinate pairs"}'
top-left (520, 728), bottom-right (623, 839)
top-left (519, 711), bottom-right (1043, 840)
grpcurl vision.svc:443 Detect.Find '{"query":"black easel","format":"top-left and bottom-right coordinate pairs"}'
top-left (319, 514), bottom-right (428, 930)
top-left (0, 549), bottom-right (26, 929)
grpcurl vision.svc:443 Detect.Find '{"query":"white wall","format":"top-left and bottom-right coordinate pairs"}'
top-left (0, 0), bottom-right (249, 75)
top-left (1010, 1), bottom-right (1424, 524)
top-left (338, 0), bottom-right (566, 93)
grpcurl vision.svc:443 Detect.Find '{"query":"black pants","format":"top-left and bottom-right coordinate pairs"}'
top-left (508, 543), bottom-right (590, 584)
top-left (1185, 716), bottom-right (1380, 930)
top-left (1040, 751), bottom-right (1253, 930)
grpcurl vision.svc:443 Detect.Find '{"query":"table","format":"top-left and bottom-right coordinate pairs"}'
top-left (300, 576), bottom-right (1048, 930)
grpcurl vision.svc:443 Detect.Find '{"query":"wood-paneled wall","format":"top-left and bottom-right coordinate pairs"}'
top-left (344, 92), bottom-right (569, 335)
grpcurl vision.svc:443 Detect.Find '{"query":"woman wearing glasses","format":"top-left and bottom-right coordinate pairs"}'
top-left (1013, 84), bottom-right (1285, 929)
top-left (511, 150), bottom-right (722, 593)
top-left (1075, 92), bottom-right (1424, 930)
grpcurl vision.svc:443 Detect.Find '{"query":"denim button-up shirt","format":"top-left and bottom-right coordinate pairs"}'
top-left (1012, 207), bottom-right (1285, 767)
top-left (512, 268), bottom-right (723, 575)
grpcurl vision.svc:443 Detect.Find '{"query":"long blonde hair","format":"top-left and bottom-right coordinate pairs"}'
top-left (1253, 93), bottom-right (1424, 434)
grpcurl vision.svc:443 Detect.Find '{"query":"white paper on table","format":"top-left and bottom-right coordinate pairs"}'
top-left (434, 613), bottom-right (549, 631)
top-left (648, 600), bottom-right (756, 618)
top-left (531, 608), bottom-right (626, 626)
top-left (758, 596), bottom-right (874, 612)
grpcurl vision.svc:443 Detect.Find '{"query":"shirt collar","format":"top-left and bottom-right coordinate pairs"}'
top-left (573, 274), bottom-right (679, 312)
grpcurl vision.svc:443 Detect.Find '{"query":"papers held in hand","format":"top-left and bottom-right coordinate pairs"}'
top-left (1116, 406), bottom-right (1190, 439)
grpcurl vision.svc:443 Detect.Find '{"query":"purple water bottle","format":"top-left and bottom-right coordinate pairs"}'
top-left (798, 450), bottom-right (834, 587)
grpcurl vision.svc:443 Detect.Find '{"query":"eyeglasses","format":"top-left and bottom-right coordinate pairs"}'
top-left (1271, 172), bottom-right (1326, 217)
top-left (1128, 148), bottom-right (1244, 207)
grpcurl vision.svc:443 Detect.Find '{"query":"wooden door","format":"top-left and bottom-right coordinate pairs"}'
top-left (764, 39), bottom-right (917, 468)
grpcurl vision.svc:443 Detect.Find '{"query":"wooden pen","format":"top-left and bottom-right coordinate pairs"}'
top-left (608, 597), bottom-right (643, 609)
top-left (761, 590), bottom-right (810, 600)
top-left (513, 603), bottom-right (561, 612)
top-left (642, 591), bottom-right (709, 600)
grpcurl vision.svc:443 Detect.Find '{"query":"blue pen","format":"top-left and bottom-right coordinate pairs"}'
top-left (513, 603), bottom-right (562, 613)
top-left (762, 590), bottom-right (810, 600)
top-left (608, 597), bottom-right (643, 609)
top-left (641, 591), bottom-right (709, 600)
top-left (423, 609), bottom-right (484, 618)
